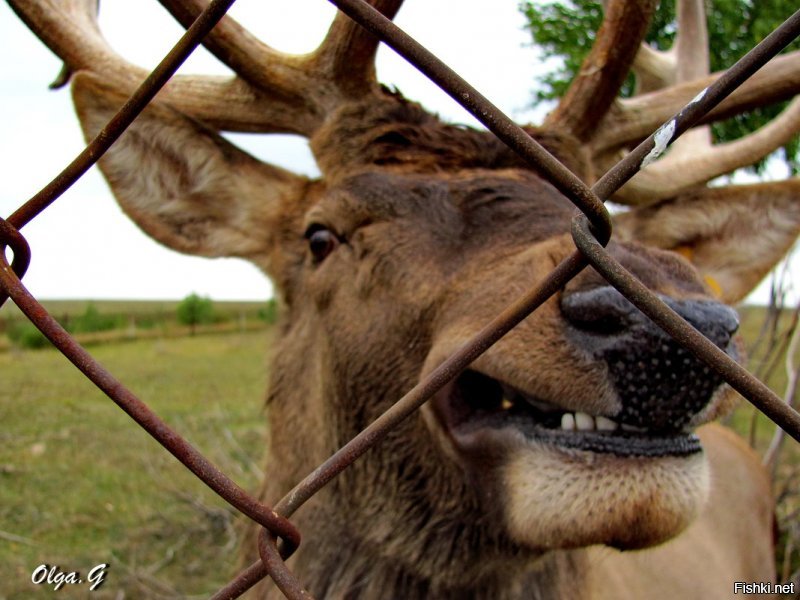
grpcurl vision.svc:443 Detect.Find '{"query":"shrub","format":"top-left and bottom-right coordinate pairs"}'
top-left (69, 303), bottom-right (123, 334)
top-left (7, 321), bottom-right (50, 350)
top-left (176, 293), bottom-right (215, 335)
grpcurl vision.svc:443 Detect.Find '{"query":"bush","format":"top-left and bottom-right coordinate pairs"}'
top-left (69, 303), bottom-right (123, 334)
top-left (176, 293), bottom-right (215, 335)
top-left (7, 321), bottom-right (50, 350)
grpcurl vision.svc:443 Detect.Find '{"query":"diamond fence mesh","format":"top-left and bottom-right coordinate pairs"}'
top-left (1, 1), bottom-right (800, 598)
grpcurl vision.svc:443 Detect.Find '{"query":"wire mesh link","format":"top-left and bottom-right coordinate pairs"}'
top-left (1, 1), bottom-right (799, 598)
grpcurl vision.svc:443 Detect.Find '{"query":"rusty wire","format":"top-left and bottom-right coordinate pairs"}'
top-left (0, 0), bottom-right (301, 558)
top-left (1, 1), bottom-right (800, 599)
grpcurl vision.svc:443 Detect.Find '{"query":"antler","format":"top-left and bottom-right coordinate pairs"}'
top-left (157, 0), bottom-right (403, 100)
top-left (596, 52), bottom-right (800, 154)
top-left (8, 0), bottom-right (404, 136)
top-left (612, 97), bottom-right (800, 204)
top-left (581, 0), bottom-right (800, 205)
top-left (619, 0), bottom-right (800, 204)
top-left (544, 0), bottom-right (659, 142)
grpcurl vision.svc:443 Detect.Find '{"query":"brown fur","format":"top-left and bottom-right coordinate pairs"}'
top-left (67, 75), bottom-right (782, 599)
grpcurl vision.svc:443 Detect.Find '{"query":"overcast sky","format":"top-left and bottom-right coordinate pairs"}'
top-left (0, 1), bottom-right (795, 303)
top-left (0, 0), bottom-right (553, 301)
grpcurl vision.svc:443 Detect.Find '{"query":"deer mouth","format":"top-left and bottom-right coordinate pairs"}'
top-left (432, 370), bottom-right (701, 458)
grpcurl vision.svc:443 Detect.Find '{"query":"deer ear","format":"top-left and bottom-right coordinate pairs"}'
top-left (71, 73), bottom-right (309, 274)
top-left (614, 181), bottom-right (800, 304)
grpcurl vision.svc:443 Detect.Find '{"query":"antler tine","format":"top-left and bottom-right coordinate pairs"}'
top-left (312, 0), bottom-right (405, 98)
top-left (156, 1), bottom-right (321, 107)
top-left (9, 0), bottom-right (331, 135)
top-left (631, 1), bottom-right (710, 98)
top-left (544, 0), bottom-right (658, 142)
top-left (672, 0), bottom-right (708, 82)
top-left (613, 0), bottom-right (709, 204)
top-left (9, 0), bottom-right (124, 78)
top-left (158, 0), bottom-right (405, 124)
top-left (664, 0), bottom-right (712, 151)
top-left (623, 0), bottom-right (712, 197)
top-left (632, 44), bottom-right (675, 95)
top-left (627, 1), bottom-right (712, 148)
top-left (160, 0), bottom-right (404, 101)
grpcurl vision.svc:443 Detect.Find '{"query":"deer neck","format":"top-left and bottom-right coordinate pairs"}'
top-left (272, 506), bottom-right (592, 600)
top-left (284, 552), bottom-right (591, 600)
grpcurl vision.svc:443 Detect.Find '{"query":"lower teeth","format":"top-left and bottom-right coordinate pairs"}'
top-left (560, 412), bottom-right (623, 432)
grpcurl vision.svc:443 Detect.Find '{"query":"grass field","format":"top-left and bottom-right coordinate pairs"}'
top-left (0, 329), bottom-right (271, 598)
top-left (0, 302), bottom-right (798, 598)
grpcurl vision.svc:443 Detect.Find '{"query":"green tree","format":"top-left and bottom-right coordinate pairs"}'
top-left (176, 293), bottom-right (215, 335)
top-left (70, 303), bottom-right (122, 334)
top-left (520, 0), bottom-right (800, 174)
top-left (7, 321), bottom-right (50, 350)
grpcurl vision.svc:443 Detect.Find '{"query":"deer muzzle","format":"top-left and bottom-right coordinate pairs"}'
top-left (426, 286), bottom-right (740, 461)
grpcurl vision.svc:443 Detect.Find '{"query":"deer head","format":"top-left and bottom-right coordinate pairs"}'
top-left (9, 0), bottom-right (799, 596)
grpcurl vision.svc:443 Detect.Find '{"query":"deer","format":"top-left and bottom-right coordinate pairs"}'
top-left (8, 0), bottom-right (800, 598)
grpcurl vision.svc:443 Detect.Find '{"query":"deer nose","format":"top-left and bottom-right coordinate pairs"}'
top-left (561, 286), bottom-right (740, 432)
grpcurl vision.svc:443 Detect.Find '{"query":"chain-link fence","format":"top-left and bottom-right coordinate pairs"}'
top-left (2, 1), bottom-right (800, 598)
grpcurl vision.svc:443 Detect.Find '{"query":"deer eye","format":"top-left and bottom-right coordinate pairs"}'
top-left (305, 225), bottom-right (340, 262)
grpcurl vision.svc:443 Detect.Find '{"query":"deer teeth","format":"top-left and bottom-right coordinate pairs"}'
top-left (559, 413), bottom-right (621, 432)
top-left (596, 416), bottom-right (618, 431)
top-left (574, 412), bottom-right (595, 431)
top-left (560, 413), bottom-right (576, 431)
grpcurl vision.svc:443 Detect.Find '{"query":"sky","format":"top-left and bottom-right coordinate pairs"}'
top-left (0, 0), bottom-right (551, 301)
top-left (0, 1), bottom-right (795, 303)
